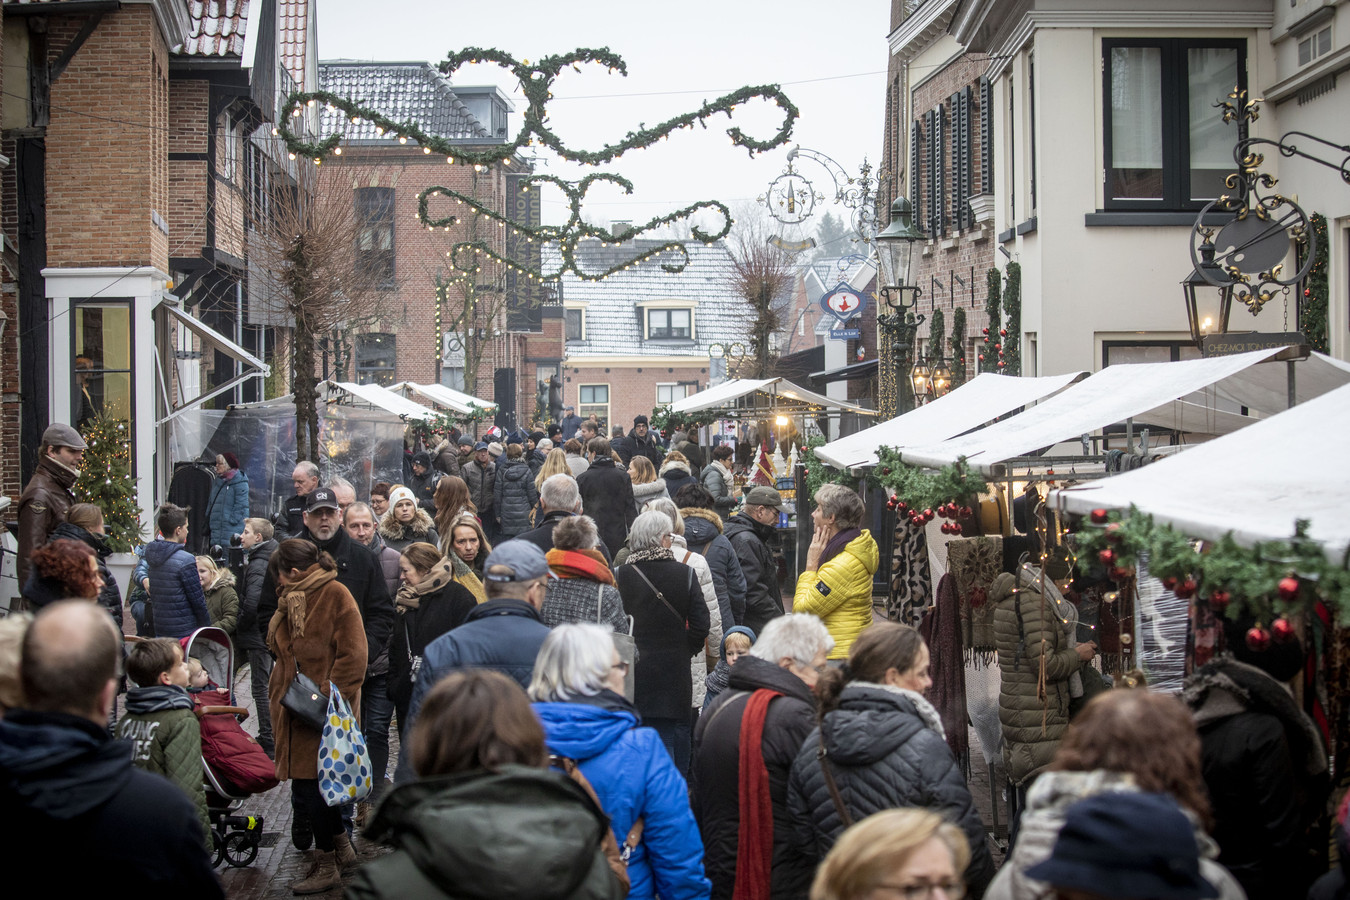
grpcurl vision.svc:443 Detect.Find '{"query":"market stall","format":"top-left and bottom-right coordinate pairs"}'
top-left (390, 381), bottom-right (497, 417)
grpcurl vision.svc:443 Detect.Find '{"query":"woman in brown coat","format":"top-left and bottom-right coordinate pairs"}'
top-left (267, 538), bottom-right (368, 894)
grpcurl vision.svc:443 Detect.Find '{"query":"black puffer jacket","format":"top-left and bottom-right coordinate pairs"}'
top-left (577, 457), bottom-right (637, 561)
top-left (47, 522), bottom-right (123, 630)
top-left (236, 538), bottom-right (276, 652)
top-left (786, 684), bottom-right (994, 896)
top-left (691, 654), bottom-right (818, 900)
top-left (494, 457), bottom-right (540, 538)
top-left (722, 513), bottom-right (782, 635)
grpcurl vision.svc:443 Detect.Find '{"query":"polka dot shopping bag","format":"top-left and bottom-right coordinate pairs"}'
top-left (318, 682), bottom-right (373, 807)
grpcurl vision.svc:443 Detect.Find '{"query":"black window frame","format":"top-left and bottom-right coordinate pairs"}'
top-left (1102, 37), bottom-right (1247, 212)
top-left (355, 332), bottom-right (397, 386)
top-left (355, 186), bottom-right (396, 288)
top-left (646, 308), bottom-right (692, 341)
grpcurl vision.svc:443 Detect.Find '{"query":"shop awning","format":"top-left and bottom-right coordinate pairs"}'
top-left (1054, 382), bottom-right (1350, 562)
top-left (158, 303), bottom-right (270, 424)
top-left (899, 348), bottom-right (1295, 473)
top-left (812, 371), bottom-right (1086, 470)
top-left (668, 377), bottom-right (878, 416)
top-left (390, 381), bottom-right (497, 415)
top-left (322, 381), bottom-right (437, 421)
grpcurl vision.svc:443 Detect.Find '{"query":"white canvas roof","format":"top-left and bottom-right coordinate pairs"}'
top-left (1054, 382), bottom-right (1350, 562)
top-left (668, 377), bottom-right (877, 416)
top-left (391, 381), bottom-right (497, 415)
top-left (323, 381), bottom-right (437, 421)
top-left (899, 348), bottom-right (1307, 473)
top-left (812, 371), bottom-right (1085, 470)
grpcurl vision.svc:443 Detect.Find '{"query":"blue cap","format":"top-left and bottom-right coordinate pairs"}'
top-left (473, 441), bottom-right (489, 452)
top-left (483, 540), bottom-right (553, 583)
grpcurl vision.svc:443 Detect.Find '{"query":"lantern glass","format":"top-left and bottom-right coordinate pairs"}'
top-left (910, 359), bottom-right (931, 400)
top-left (931, 361), bottom-right (952, 397)
top-left (1181, 241), bottom-right (1235, 344)
top-left (874, 196), bottom-right (924, 292)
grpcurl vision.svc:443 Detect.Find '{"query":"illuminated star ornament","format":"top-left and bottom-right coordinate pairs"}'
top-left (276, 46), bottom-right (800, 282)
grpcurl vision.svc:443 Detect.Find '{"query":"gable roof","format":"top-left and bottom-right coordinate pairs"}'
top-left (317, 61), bottom-right (491, 143)
top-left (549, 239), bottom-right (746, 359)
top-left (278, 0), bottom-right (308, 86)
top-left (177, 0), bottom-right (248, 57)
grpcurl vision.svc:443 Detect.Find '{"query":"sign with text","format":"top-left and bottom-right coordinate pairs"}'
top-left (1200, 332), bottom-right (1308, 359)
top-left (829, 328), bottom-right (861, 340)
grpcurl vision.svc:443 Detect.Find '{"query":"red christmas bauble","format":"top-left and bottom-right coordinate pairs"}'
top-left (1271, 618), bottom-right (1297, 643)
top-left (982, 327), bottom-right (989, 334)
top-left (1090, 509), bottom-right (1110, 524)
top-left (1209, 589), bottom-right (1231, 609)
top-left (997, 361), bottom-right (1006, 368)
top-left (1000, 329), bottom-right (1008, 337)
top-left (1161, 576), bottom-right (1178, 591)
top-left (1110, 565), bottom-right (1134, 582)
top-left (978, 354), bottom-right (985, 361)
top-left (882, 467), bottom-right (892, 475)
top-left (1277, 576), bottom-right (1300, 602)
top-left (960, 506), bottom-right (973, 518)
top-left (896, 501), bottom-right (908, 511)
top-left (1304, 288), bottom-right (1311, 297)
top-left (1098, 548), bottom-right (1116, 565)
top-left (1245, 626), bottom-right (1272, 652)
top-left (1175, 578), bottom-right (1198, 599)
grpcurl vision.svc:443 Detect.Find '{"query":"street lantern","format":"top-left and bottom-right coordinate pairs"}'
top-left (930, 359), bottom-right (953, 398)
top-left (1181, 238), bottom-right (1235, 345)
top-left (910, 357), bottom-right (931, 401)
top-left (875, 196), bottom-right (924, 296)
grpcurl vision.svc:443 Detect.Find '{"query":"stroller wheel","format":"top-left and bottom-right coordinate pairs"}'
top-left (211, 830), bottom-right (225, 868)
top-left (223, 831), bottom-right (259, 867)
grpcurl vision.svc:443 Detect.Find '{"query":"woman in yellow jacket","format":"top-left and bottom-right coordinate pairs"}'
top-left (794, 483), bottom-right (879, 659)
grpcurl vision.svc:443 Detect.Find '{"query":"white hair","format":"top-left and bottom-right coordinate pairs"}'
top-left (751, 614), bottom-right (834, 667)
top-left (643, 498), bottom-right (684, 536)
top-left (628, 509), bottom-right (673, 552)
top-left (528, 623), bottom-right (614, 702)
top-left (540, 473), bottom-right (580, 512)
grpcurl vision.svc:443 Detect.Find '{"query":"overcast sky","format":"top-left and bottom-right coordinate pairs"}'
top-left (315, 0), bottom-right (890, 239)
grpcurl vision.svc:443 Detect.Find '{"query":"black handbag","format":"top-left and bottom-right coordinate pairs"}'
top-left (281, 663), bottom-right (328, 730)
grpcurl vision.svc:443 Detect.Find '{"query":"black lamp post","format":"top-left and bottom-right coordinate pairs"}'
top-left (1181, 237), bottom-right (1236, 346)
top-left (875, 197), bottom-right (926, 417)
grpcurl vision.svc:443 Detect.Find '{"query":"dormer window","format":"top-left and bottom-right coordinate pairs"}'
top-left (647, 308), bottom-right (692, 340)
top-left (565, 306), bottom-right (586, 342)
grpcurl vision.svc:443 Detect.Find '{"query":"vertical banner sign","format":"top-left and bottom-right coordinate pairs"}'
top-left (505, 173), bottom-right (542, 332)
top-left (820, 282), bottom-right (868, 340)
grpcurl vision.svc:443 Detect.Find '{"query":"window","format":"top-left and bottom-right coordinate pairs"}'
top-left (647, 308), bottom-right (692, 340)
top-left (578, 384), bottom-right (609, 426)
top-left (355, 333), bottom-right (396, 386)
top-left (1103, 38), bottom-right (1245, 210)
top-left (1298, 27), bottom-right (1332, 65)
top-left (564, 307), bottom-right (585, 342)
top-left (355, 187), bottom-right (395, 287)
top-left (656, 383), bottom-right (694, 405)
top-left (73, 300), bottom-right (134, 432)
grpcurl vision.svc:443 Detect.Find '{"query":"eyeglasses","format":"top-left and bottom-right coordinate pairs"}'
top-left (610, 660), bottom-right (630, 675)
top-left (873, 881), bottom-right (965, 900)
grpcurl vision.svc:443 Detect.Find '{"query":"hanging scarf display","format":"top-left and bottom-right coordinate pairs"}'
top-left (918, 574), bottom-right (969, 760)
top-left (947, 535), bottom-right (1003, 663)
top-left (885, 515), bottom-right (930, 627)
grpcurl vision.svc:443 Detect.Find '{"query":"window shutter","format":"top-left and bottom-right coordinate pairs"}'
top-left (933, 105), bottom-right (946, 237)
top-left (959, 86), bottom-right (973, 229)
top-left (924, 108), bottom-right (936, 235)
top-left (979, 76), bottom-right (993, 193)
top-left (910, 119), bottom-right (922, 230)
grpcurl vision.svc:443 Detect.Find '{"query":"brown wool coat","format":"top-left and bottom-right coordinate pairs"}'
top-left (267, 578), bottom-right (368, 780)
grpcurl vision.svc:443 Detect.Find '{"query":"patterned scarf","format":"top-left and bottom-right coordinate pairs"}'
top-left (395, 558), bottom-right (456, 612)
top-left (278, 564), bottom-right (338, 638)
top-left (625, 547), bottom-right (674, 565)
top-left (545, 548), bottom-right (614, 585)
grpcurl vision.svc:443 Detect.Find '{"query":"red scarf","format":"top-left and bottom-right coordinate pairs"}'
top-left (545, 548), bottom-right (614, 585)
top-left (734, 688), bottom-right (781, 900)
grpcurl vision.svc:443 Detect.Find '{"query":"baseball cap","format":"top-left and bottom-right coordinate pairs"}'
top-left (744, 486), bottom-right (782, 509)
top-left (305, 489), bottom-right (340, 511)
top-left (412, 451), bottom-right (431, 468)
top-left (473, 441), bottom-right (489, 452)
top-left (42, 423), bottom-right (87, 450)
top-left (483, 540), bottom-right (554, 583)
top-left (563, 404), bottom-right (574, 411)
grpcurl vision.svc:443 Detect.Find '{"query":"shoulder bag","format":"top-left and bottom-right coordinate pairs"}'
top-left (598, 584), bottom-right (638, 701)
top-left (281, 662), bottom-right (328, 730)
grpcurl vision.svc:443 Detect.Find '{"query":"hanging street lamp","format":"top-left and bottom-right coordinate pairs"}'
top-left (874, 196), bottom-right (927, 417)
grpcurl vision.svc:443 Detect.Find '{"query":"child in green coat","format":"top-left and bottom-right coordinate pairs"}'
top-left (117, 638), bottom-right (211, 848)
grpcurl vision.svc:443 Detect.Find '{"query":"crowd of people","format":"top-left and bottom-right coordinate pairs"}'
top-left (0, 416), bottom-right (1344, 900)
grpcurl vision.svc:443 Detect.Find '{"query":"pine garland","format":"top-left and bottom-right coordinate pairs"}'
top-left (872, 448), bottom-right (987, 512)
top-left (949, 307), bottom-right (967, 386)
top-left (1300, 212), bottom-right (1329, 353)
top-left (1003, 262), bottom-right (1022, 376)
top-left (408, 404), bottom-right (493, 446)
top-left (1077, 507), bottom-right (1350, 623)
top-left (928, 307), bottom-right (945, 363)
top-left (800, 435), bottom-right (857, 498)
top-left (74, 413), bottom-right (145, 553)
top-left (981, 268), bottom-right (1001, 373)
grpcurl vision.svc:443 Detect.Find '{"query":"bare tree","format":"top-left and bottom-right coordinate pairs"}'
top-left (727, 203), bottom-right (801, 378)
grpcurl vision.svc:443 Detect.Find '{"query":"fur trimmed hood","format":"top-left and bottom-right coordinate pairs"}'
top-left (659, 459), bottom-right (691, 477)
top-left (206, 567), bottom-right (236, 590)
top-left (679, 506), bottom-right (724, 533)
top-left (378, 507), bottom-right (437, 541)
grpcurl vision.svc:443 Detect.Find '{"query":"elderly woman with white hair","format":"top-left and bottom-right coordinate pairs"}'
top-left (615, 509), bottom-right (711, 775)
top-left (530, 624), bottom-right (712, 900)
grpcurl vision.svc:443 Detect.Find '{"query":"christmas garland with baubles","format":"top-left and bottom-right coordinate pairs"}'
top-left (872, 448), bottom-right (987, 535)
top-left (1076, 506), bottom-right (1350, 650)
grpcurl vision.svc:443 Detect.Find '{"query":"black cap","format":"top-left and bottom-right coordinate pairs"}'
top-left (412, 451), bottom-right (431, 468)
top-left (633, 415), bottom-right (649, 426)
top-left (306, 489), bottom-right (340, 511)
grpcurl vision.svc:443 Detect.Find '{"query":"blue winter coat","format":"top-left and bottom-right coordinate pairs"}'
top-left (534, 694), bottom-right (711, 900)
top-left (143, 539), bottom-right (210, 639)
top-left (207, 469), bottom-right (249, 546)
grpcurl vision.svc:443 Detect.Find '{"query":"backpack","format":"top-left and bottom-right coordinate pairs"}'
top-left (550, 755), bottom-right (644, 891)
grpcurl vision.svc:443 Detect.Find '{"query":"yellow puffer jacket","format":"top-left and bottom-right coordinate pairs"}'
top-left (793, 530), bottom-right (879, 659)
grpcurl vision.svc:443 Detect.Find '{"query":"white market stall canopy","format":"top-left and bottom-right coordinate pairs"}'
top-left (1054, 382), bottom-right (1350, 562)
top-left (898, 347), bottom-right (1349, 474)
top-left (319, 380), bottom-right (437, 421)
top-left (813, 371), bottom-right (1086, 470)
top-left (391, 381), bottom-right (497, 415)
top-left (669, 377), bottom-right (878, 416)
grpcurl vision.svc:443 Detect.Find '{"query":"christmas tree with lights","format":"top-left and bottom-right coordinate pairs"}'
top-left (74, 413), bottom-right (144, 552)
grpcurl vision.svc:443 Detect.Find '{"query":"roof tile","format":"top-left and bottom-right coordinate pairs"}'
top-left (317, 61), bottom-right (490, 142)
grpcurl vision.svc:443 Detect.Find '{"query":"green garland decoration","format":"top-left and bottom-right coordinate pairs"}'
top-left (408, 404), bottom-right (494, 445)
top-left (1299, 212), bottom-right (1328, 354)
top-left (949, 307), bottom-right (967, 386)
top-left (872, 448), bottom-right (987, 512)
top-left (648, 405), bottom-right (731, 435)
top-left (928, 307), bottom-right (945, 362)
top-left (1003, 261), bottom-right (1022, 376)
top-left (1076, 507), bottom-right (1350, 623)
top-left (981, 267), bottom-right (1002, 373)
top-left (419, 172), bottom-right (732, 282)
top-left (74, 413), bottom-right (145, 553)
top-left (800, 436), bottom-right (857, 498)
top-left (276, 47), bottom-right (798, 166)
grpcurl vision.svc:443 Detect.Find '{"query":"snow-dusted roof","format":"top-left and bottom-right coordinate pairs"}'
top-left (177, 0), bottom-right (248, 57)
top-left (548, 239), bottom-right (747, 359)
top-left (317, 61), bottom-right (490, 143)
